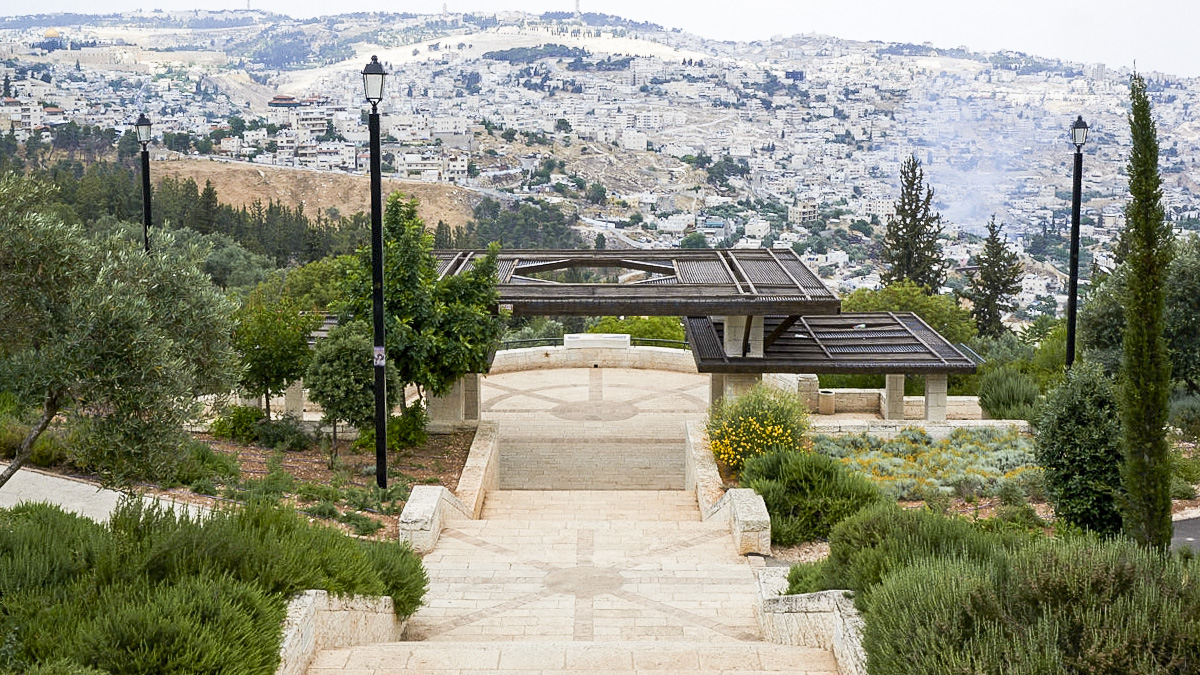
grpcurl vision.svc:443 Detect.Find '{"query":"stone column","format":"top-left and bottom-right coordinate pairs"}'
top-left (797, 374), bottom-right (820, 411)
top-left (284, 380), bottom-right (305, 417)
top-left (924, 374), bottom-right (948, 422)
top-left (710, 373), bottom-right (726, 407)
top-left (463, 373), bottom-right (481, 423)
top-left (723, 373), bottom-right (762, 400)
top-left (721, 316), bottom-right (764, 358)
top-left (883, 374), bottom-right (905, 420)
top-left (427, 374), bottom-right (482, 433)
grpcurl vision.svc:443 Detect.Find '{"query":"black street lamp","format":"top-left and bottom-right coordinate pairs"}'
top-left (363, 55), bottom-right (388, 489)
top-left (134, 113), bottom-right (153, 253)
top-left (1065, 115), bottom-right (1089, 368)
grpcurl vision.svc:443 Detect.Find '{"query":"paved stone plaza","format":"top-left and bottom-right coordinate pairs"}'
top-left (308, 368), bottom-right (839, 674)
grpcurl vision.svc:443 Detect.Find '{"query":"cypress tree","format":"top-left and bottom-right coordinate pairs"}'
top-left (1119, 74), bottom-right (1175, 549)
top-left (433, 220), bottom-right (452, 249)
top-left (882, 154), bottom-right (946, 292)
top-left (964, 216), bottom-right (1023, 338)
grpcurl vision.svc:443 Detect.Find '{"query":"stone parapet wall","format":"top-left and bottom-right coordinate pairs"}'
top-left (276, 590), bottom-right (407, 675)
top-left (755, 568), bottom-right (866, 675)
top-left (811, 418), bottom-right (1030, 439)
top-left (683, 421), bottom-right (771, 555)
top-left (489, 346), bottom-right (697, 374)
top-left (454, 421), bottom-right (499, 519)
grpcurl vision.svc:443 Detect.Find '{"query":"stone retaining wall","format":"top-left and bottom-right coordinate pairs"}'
top-left (453, 421), bottom-right (499, 519)
top-left (276, 590), bottom-right (408, 675)
top-left (683, 421), bottom-right (771, 555)
top-left (811, 418), bottom-right (1030, 439)
top-left (754, 568), bottom-right (866, 675)
top-left (489, 345), bottom-right (698, 374)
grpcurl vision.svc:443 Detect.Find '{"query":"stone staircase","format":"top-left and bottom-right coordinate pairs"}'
top-left (305, 491), bottom-right (838, 674)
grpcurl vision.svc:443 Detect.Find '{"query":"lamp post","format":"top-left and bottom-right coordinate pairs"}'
top-left (1065, 115), bottom-right (1089, 368)
top-left (134, 113), bottom-right (153, 253)
top-left (363, 55), bottom-right (388, 489)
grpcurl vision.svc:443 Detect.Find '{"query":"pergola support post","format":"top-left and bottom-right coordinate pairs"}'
top-left (883, 374), bottom-right (905, 420)
top-left (428, 374), bottom-right (482, 433)
top-left (924, 374), bottom-right (948, 422)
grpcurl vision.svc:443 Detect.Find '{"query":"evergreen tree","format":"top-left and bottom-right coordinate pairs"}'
top-left (882, 155), bottom-right (946, 292)
top-left (2, 74), bottom-right (9, 97)
top-left (1119, 74), bottom-right (1174, 549)
top-left (594, 233), bottom-right (606, 250)
top-left (232, 297), bottom-right (321, 419)
top-left (433, 220), bottom-right (452, 248)
top-left (963, 216), bottom-right (1023, 338)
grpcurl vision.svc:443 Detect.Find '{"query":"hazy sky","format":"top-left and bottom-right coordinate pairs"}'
top-left (11, 0), bottom-right (1200, 78)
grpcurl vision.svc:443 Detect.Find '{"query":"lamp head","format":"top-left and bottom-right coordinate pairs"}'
top-left (1071, 115), bottom-right (1089, 149)
top-left (133, 112), bottom-right (152, 145)
top-left (362, 55), bottom-right (387, 107)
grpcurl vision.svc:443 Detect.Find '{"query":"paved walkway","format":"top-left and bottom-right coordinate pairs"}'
top-left (0, 463), bottom-right (207, 521)
top-left (309, 368), bottom-right (838, 674)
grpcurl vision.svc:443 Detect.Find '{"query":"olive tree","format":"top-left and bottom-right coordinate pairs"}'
top-left (0, 173), bottom-right (236, 488)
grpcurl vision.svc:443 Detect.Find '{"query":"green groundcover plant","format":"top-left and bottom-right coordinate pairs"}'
top-left (0, 498), bottom-right (427, 674)
top-left (812, 426), bottom-right (1040, 500)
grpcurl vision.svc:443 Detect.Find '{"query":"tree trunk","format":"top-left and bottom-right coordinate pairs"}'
top-left (329, 422), bottom-right (338, 470)
top-left (263, 393), bottom-right (271, 420)
top-left (0, 392), bottom-right (61, 490)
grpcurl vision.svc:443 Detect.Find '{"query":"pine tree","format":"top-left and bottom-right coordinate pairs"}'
top-left (1119, 74), bottom-right (1175, 550)
top-left (882, 154), bottom-right (946, 292)
top-left (433, 220), bottom-right (452, 248)
top-left (964, 216), bottom-right (1023, 338)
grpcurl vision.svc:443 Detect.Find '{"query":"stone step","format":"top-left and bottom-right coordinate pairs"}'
top-left (481, 490), bottom-right (702, 521)
top-left (307, 640), bottom-right (839, 674)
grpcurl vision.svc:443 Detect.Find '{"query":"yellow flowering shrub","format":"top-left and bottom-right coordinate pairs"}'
top-left (706, 384), bottom-right (811, 473)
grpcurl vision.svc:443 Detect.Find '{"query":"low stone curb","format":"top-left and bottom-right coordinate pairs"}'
top-left (276, 590), bottom-right (407, 675)
top-left (754, 568), bottom-right (866, 675)
top-left (810, 418), bottom-right (1030, 439)
top-left (453, 421), bottom-right (500, 519)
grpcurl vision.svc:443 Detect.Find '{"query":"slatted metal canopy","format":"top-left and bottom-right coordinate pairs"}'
top-left (685, 312), bottom-right (978, 374)
top-left (434, 249), bottom-right (839, 316)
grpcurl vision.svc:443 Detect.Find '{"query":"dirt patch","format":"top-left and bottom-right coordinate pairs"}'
top-left (155, 159), bottom-right (481, 230)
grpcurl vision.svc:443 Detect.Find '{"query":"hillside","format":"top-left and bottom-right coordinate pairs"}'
top-left (154, 159), bottom-right (481, 230)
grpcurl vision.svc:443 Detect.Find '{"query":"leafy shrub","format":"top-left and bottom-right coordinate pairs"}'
top-left (707, 384), bottom-right (810, 472)
top-left (796, 502), bottom-right (1021, 609)
top-left (338, 511), bottom-right (384, 537)
top-left (75, 575), bottom-right (282, 675)
top-left (863, 535), bottom-right (1200, 675)
top-left (254, 414), bottom-right (313, 452)
top-left (29, 429), bottom-right (69, 467)
top-left (978, 365), bottom-right (1039, 420)
top-left (1032, 361), bottom-right (1123, 535)
top-left (353, 404), bottom-right (429, 453)
top-left (304, 501), bottom-right (340, 519)
top-left (209, 405), bottom-right (265, 444)
top-left (812, 426), bottom-right (1037, 500)
top-left (296, 481), bottom-right (343, 504)
top-left (360, 540), bottom-right (427, 617)
top-left (1171, 394), bottom-right (1200, 443)
top-left (189, 478), bottom-right (216, 496)
top-left (173, 440), bottom-right (240, 486)
top-left (741, 450), bottom-right (883, 545)
top-left (0, 416), bottom-right (26, 459)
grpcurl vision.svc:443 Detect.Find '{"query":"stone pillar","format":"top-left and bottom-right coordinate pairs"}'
top-left (723, 373), bottom-right (762, 400)
top-left (924, 374), bottom-right (948, 422)
top-left (427, 375), bottom-right (482, 433)
top-left (710, 373), bottom-right (726, 407)
top-left (721, 316), bottom-right (764, 358)
top-left (797, 374), bottom-right (820, 411)
top-left (463, 373), bottom-right (481, 423)
top-left (883, 374), bottom-right (905, 420)
top-left (284, 380), bottom-right (305, 417)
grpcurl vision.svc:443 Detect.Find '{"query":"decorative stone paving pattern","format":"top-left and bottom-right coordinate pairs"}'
top-left (482, 369), bottom-right (709, 490)
top-left (403, 491), bottom-right (760, 644)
